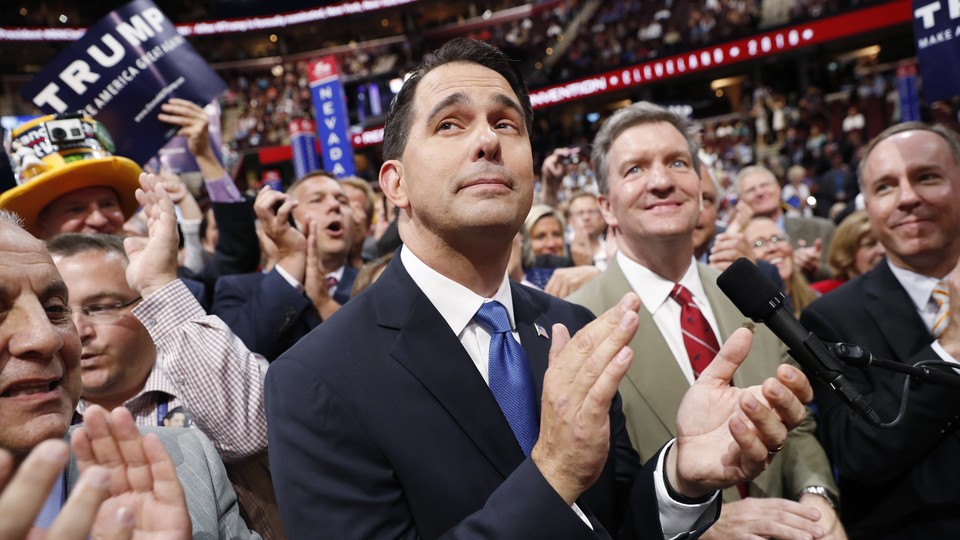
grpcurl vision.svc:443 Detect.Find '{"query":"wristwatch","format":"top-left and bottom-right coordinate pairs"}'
top-left (801, 485), bottom-right (839, 508)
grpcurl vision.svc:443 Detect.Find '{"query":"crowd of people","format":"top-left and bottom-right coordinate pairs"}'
top-left (212, 0), bottom-right (892, 165)
top-left (2, 0), bottom-right (960, 539)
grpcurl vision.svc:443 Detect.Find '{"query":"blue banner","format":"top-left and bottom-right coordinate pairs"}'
top-left (912, 0), bottom-right (960, 102)
top-left (289, 118), bottom-right (320, 180)
top-left (897, 64), bottom-right (921, 122)
top-left (308, 56), bottom-right (356, 178)
top-left (20, 0), bottom-right (226, 165)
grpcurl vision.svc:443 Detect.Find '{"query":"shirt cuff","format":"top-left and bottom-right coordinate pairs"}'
top-left (569, 502), bottom-right (594, 530)
top-left (655, 439), bottom-right (719, 538)
top-left (274, 264), bottom-right (305, 293)
top-left (932, 339), bottom-right (960, 366)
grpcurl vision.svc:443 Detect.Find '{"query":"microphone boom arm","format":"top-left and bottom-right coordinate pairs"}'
top-left (790, 335), bottom-right (882, 427)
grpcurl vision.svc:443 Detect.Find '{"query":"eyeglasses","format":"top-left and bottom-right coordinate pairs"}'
top-left (69, 297), bottom-right (142, 324)
top-left (751, 234), bottom-right (791, 250)
top-left (570, 209), bottom-right (601, 218)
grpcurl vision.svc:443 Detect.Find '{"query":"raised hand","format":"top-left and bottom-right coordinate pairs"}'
top-left (708, 231), bottom-right (755, 272)
top-left (253, 186), bottom-right (306, 283)
top-left (532, 293), bottom-right (639, 504)
top-left (934, 258), bottom-right (960, 358)
top-left (158, 98), bottom-right (227, 181)
top-left (794, 238), bottom-right (823, 278)
top-left (303, 220), bottom-right (341, 319)
top-left (0, 440), bottom-right (117, 540)
top-left (71, 406), bottom-right (191, 539)
top-left (539, 147), bottom-right (577, 206)
top-left (670, 328), bottom-right (812, 498)
top-left (725, 199), bottom-right (755, 235)
top-left (545, 265), bottom-right (600, 298)
top-left (158, 98), bottom-right (211, 157)
top-left (124, 173), bottom-right (180, 298)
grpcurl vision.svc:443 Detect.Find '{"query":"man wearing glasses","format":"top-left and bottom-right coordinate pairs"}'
top-left (45, 176), bottom-right (268, 467)
top-left (567, 192), bottom-right (610, 270)
top-left (733, 165), bottom-right (835, 280)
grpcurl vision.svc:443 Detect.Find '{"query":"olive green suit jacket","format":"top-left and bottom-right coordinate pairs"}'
top-left (567, 259), bottom-right (837, 503)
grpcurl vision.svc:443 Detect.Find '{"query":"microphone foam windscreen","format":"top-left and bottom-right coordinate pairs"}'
top-left (716, 257), bottom-right (783, 320)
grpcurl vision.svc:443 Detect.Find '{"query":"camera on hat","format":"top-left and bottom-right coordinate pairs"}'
top-left (44, 118), bottom-right (86, 145)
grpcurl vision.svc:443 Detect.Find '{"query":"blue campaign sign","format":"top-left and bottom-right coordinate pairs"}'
top-left (897, 64), bottom-right (921, 122)
top-left (289, 118), bottom-right (320, 180)
top-left (913, 0), bottom-right (960, 102)
top-left (20, 0), bottom-right (226, 165)
top-left (308, 56), bottom-right (356, 178)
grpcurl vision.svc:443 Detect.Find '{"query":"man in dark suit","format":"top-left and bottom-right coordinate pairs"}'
top-left (213, 171), bottom-right (357, 360)
top-left (800, 122), bottom-right (960, 539)
top-left (266, 38), bottom-right (814, 539)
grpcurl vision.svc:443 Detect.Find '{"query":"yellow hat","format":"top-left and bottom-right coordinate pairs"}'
top-left (2, 113), bottom-right (141, 234)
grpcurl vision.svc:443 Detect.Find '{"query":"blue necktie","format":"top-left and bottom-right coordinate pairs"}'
top-left (474, 301), bottom-right (539, 456)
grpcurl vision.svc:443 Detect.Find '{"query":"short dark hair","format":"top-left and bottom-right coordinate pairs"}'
top-left (285, 169), bottom-right (338, 199)
top-left (590, 101), bottom-right (701, 194)
top-left (47, 233), bottom-right (126, 259)
top-left (381, 38), bottom-right (533, 161)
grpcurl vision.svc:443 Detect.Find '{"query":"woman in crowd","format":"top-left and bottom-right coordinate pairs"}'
top-left (811, 210), bottom-right (885, 294)
top-left (745, 216), bottom-right (819, 316)
top-left (521, 204), bottom-right (573, 288)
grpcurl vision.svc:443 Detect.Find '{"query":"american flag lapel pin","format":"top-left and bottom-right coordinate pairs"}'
top-left (535, 323), bottom-right (549, 339)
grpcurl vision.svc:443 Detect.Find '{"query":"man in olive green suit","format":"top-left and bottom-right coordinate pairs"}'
top-left (567, 102), bottom-right (845, 539)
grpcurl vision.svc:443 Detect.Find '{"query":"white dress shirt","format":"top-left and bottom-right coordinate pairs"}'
top-left (886, 260), bottom-right (958, 364)
top-left (276, 262), bottom-right (345, 298)
top-left (617, 251), bottom-right (723, 385)
top-left (400, 246), bottom-right (716, 539)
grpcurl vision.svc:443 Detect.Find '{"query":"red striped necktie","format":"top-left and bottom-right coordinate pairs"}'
top-left (670, 283), bottom-right (720, 379)
top-left (670, 283), bottom-right (750, 498)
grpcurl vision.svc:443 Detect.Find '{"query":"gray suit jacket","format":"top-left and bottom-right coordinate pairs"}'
top-left (67, 426), bottom-right (260, 540)
top-left (568, 259), bottom-right (837, 503)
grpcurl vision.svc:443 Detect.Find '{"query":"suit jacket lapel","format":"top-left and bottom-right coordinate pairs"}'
top-left (511, 283), bottom-right (552, 404)
top-left (699, 264), bottom-right (753, 387)
top-left (375, 258), bottom-right (525, 478)
top-left (864, 262), bottom-right (934, 361)
top-left (599, 259), bottom-right (689, 436)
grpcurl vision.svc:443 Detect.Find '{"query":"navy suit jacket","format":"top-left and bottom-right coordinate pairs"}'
top-left (212, 266), bottom-right (357, 361)
top-left (265, 256), bottom-right (718, 539)
top-left (801, 259), bottom-right (960, 539)
top-left (180, 198), bottom-right (260, 309)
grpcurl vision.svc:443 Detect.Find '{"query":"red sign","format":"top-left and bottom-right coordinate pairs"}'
top-left (308, 56), bottom-right (340, 84)
top-left (288, 118), bottom-right (315, 136)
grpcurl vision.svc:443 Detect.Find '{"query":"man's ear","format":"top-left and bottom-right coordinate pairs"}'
top-left (598, 194), bottom-right (618, 229)
top-left (380, 160), bottom-right (409, 210)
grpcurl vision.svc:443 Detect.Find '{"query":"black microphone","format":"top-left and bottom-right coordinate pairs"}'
top-left (717, 258), bottom-right (881, 426)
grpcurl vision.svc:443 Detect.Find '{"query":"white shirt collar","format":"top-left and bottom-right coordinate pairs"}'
top-left (400, 246), bottom-right (515, 336)
top-left (886, 258), bottom-right (946, 313)
top-left (616, 251), bottom-right (706, 314)
top-left (328, 265), bottom-right (345, 282)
